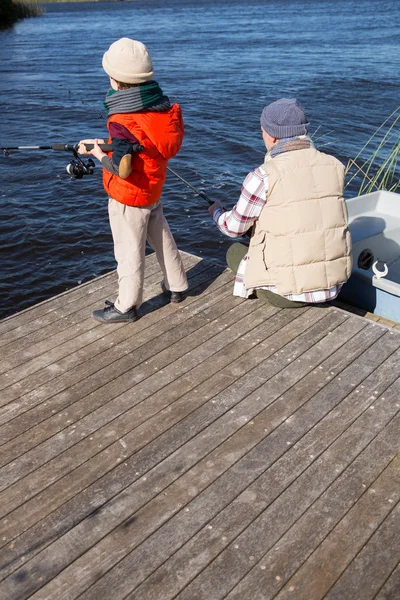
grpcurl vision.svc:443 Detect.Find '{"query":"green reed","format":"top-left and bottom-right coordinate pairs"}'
top-left (345, 107), bottom-right (400, 196)
top-left (0, 0), bottom-right (43, 28)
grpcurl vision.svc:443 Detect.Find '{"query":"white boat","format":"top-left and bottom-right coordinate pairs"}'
top-left (339, 190), bottom-right (400, 322)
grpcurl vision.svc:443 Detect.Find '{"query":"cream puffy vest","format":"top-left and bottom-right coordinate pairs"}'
top-left (244, 147), bottom-right (352, 295)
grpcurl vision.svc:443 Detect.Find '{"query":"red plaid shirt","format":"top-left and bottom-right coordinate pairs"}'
top-left (212, 166), bottom-right (342, 302)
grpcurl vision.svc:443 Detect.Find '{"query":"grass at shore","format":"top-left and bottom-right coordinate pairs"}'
top-left (0, 0), bottom-right (43, 28)
top-left (345, 107), bottom-right (400, 196)
top-left (21, 0), bottom-right (124, 3)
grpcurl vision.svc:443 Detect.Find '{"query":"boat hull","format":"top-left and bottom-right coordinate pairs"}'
top-left (339, 190), bottom-right (400, 322)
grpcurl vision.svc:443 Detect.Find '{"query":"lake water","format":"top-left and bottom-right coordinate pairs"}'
top-left (1, 0), bottom-right (399, 319)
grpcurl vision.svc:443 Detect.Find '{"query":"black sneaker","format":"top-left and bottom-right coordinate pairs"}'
top-left (92, 301), bottom-right (138, 324)
top-left (161, 281), bottom-right (186, 304)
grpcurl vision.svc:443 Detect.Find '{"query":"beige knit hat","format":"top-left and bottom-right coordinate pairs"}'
top-left (102, 38), bottom-right (154, 84)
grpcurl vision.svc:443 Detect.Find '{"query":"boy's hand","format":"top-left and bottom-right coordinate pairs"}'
top-left (90, 139), bottom-right (107, 162)
top-left (77, 139), bottom-right (95, 154)
top-left (77, 139), bottom-right (106, 155)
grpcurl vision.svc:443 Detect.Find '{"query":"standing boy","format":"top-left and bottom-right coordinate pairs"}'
top-left (79, 37), bottom-right (188, 323)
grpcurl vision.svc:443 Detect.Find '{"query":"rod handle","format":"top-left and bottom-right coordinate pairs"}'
top-left (80, 143), bottom-right (113, 152)
top-left (198, 191), bottom-right (213, 206)
top-left (51, 143), bottom-right (113, 152)
top-left (51, 144), bottom-right (78, 151)
top-left (76, 142), bottom-right (143, 153)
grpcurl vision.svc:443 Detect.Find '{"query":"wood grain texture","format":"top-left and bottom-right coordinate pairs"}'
top-left (0, 252), bottom-right (399, 600)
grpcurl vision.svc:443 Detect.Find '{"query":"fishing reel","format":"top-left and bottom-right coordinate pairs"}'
top-left (66, 149), bottom-right (95, 180)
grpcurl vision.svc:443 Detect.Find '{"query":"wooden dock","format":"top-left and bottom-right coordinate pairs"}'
top-left (0, 251), bottom-right (399, 600)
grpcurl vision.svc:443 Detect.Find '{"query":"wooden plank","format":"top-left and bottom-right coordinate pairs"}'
top-left (97, 332), bottom-right (400, 600)
top-left (0, 252), bottom-right (203, 378)
top-left (0, 267), bottom-right (234, 436)
top-left (221, 389), bottom-right (400, 600)
top-left (0, 252), bottom-right (203, 377)
top-left (0, 267), bottom-right (233, 438)
top-left (1, 252), bottom-right (399, 600)
top-left (271, 455), bottom-right (399, 600)
top-left (0, 298), bottom-right (272, 518)
top-left (0, 296), bottom-right (261, 493)
top-left (0, 311), bottom-right (376, 599)
top-left (0, 252), bottom-right (159, 346)
top-left (0, 283), bottom-right (241, 472)
top-left (0, 257), bottom-right (198, 373)
top-left (0, 269), bottom-right (118, 354)
top-left (132, 420), bottom-right (400, 600)
top-left (0, 252), bottom-right (203, 364)
top-left (0, 251), bottom-right (201, 338)
top-left (375, 564), bottom-right (400, 600)
top-left (0, 260), bottom-right (228, 409)
top-left (0, 308), bottom-right (343, 593)
top-left (0, 260), bottom-right (175, 386)
top-left (0, 269), bottom-right (117, 335)
top-left (323, 502), bottom-right (400, 599)
top-left (0, 274), bottom-right (235, 451)
top-left (0, 305), bottom-right (311, 555)
top-left (106, 351), bottom-right (400, 600)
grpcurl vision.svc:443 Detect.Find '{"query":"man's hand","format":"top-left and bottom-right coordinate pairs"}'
top-left (208, 200), bottom-right (225, 218)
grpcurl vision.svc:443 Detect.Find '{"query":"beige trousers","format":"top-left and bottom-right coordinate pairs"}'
top-left (108, 198), bottom-right (188, 312)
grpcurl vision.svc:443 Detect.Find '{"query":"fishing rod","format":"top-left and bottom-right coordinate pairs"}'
top-left (2, 139), bottom-right (251, 238)
top-left (1, 142), bottom-right (142, 180)
top-left (2, 140), bottom-right (252, 236)
top-left (2, 87), bottom-right (233, 218)
top-left (2, 142), bottom-right (216, 206)
top-left (166, 165), bottom-right (213, 206)
top-left (1, 143), bottom-right (215, 203)
top-left (1, 143), bottom-right (111, 154)
top-left (1, 142), bottom-right (99, 180)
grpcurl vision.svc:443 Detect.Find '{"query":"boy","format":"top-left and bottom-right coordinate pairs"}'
top-left (79, 37), bottom-right (188, 323)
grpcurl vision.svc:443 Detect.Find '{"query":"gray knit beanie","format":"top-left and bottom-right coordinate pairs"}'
top-left (260, 98), bottom-right (310, 138)
top-left (102, 38), bottom-right (154, 84)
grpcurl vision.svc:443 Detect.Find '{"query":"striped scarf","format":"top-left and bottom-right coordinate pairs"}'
top-left (104, 81), bottom-right (171, 115)
top-left (268, 135), bottom-right (314, 159)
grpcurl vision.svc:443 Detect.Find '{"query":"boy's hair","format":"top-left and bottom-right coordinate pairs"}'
top-left (115, 80), bottom-right (140, 90)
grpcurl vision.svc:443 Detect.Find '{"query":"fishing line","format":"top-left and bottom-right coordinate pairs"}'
top-left (59, 83), bottom-right (110, 123)
top-left (57, 87), bottom-right (253, 239)
top-left (2, 87), bottom-right (251, 236)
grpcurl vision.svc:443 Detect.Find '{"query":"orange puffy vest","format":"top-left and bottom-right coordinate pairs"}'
top-left (103, 104), bottom-right (184, 207)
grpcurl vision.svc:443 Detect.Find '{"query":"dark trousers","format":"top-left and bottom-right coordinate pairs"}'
top-left (226, 242), bottom-right (309, 308)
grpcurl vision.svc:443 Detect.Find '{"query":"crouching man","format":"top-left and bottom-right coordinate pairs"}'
top-left (209, 98), bottom-right (352, 308)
